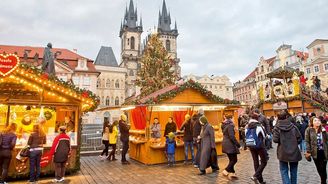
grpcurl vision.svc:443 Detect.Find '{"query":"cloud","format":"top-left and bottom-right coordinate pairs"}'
top-left (1, 0), bottom-right (328, 83)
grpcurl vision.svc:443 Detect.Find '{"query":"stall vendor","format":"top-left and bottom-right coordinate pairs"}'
top-left (164, 117), bottom-right (177, 137)
top-left (151, 118), bottom-right (161, 139)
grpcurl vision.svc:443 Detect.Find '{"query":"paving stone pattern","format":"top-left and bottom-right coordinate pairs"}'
top-left (12, 145), bottom-right (321, 184)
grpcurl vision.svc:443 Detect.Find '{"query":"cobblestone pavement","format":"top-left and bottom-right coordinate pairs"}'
top-left (12, 145), bottom-right (321, 184)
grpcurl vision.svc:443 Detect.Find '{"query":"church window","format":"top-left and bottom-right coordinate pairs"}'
top-left (115, 80), bottom-right (120, 88)
top-left (106, 96), bottom-right (110, 106)
top-left (129, 70), bottom-right (134, 76)
top-left (131, 37), bottom-right (135, 50)
top-left (166, 40), bottom-right (170, 51)
top-left (115, 97), bottom-right (119, 106)
top-left (106, 79), bottom-right (110, 88)
top-left (127, 38), bottom-right (130, 45)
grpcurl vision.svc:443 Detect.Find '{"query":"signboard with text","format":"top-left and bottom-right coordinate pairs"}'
top-left (0, 54), bottom-right (20, 77)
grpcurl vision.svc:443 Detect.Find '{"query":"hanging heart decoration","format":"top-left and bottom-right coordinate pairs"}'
top-left (0, 54), bottom-right (20, 77)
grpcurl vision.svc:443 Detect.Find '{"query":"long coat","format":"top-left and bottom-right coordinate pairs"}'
top-left (222, 120), bottom-right (240, 154)
top-left (199, 123), bottom-right (216, 171)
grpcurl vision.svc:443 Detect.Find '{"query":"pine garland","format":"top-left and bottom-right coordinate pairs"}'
top-left (133, 79), bottom-right (239, 105)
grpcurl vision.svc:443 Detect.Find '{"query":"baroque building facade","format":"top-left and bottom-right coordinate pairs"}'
top-left (184, 74), bottom-right (233, 100)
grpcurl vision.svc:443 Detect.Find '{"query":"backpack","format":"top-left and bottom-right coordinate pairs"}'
top-left (245, 127), bottom-right (262, 149)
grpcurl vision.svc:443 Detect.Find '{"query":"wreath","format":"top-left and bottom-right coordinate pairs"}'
top-left (44, 111), bottom-right (53, 120)
top-left (21, 114), bottom-right (32, 126)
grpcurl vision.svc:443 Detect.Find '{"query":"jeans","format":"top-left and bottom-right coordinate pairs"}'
top-left (314, 150), bottom-right (327, 184)
top-left (226, 153), bottom-right (238, 173)
top-left (299, 140), bottom-right (306, 152)
top-left (29, 150), bottom-right (43, 182)
top-left (184, 141), bottom-right (194, 163)
top-left (101, 140), bottom-right (109, 156)
top-left (0, 149), bottom-right (12, 183)
top-left (279, 161), bottom-right (298, 184)
top-left (121, 140), bottom-right (129, 162)
top-left (250, 148), bottom-right (268, 183)
top-left (108, 144), bottom-right (117, 160)
top-left (54, 162), bottom-right (66, 180)
top-left (167, 153), bottom-right (175, 165)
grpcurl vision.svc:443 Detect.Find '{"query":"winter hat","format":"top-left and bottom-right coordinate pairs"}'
top-left (168, 132), bottom-right (175, 140)
top-left (198, 108), bottom-right (204, 115)
top-left (185, 114), bottom-right (190, 121)
top-left (199, 116), bottom-right (208, 125)
top-left (120, 114), bottom-right (127, 121)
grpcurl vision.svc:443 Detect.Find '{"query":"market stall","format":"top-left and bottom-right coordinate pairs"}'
top-left (124, 80), bottom-right (240, 165)
top-left (0, 54), bottom-right (99, 178)
top-left (258, 66), bottom-right (328, 116)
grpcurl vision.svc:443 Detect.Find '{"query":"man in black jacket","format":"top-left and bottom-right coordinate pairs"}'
top-left (273, 110), bottom-right (302, 184)
top-left (119, 114), bottom-right (130, 164)
top-left (180, 114), bottom-right (194, 164)
top-left (192, 108), bottom-right (204, 168)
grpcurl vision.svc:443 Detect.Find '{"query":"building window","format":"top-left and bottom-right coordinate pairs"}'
top-left (261, 66), bottom-right (264, 72)
top-left (226, 88), bottom-right (229, 91)
top-left (115, 80), bottom-right (120, 88)
top-left (106, 79), bottom-right (110, 88)
top-left (286, 62), bottom-right (288, 66)
top-left (106, 96), bottom-right (110, 106)
top-left (97, 79), bottom-right (101, 88)
top-left (83, 77), bottom-right (90, 86)
top-left (166, 40), bottom-right (170, 51)
top-left (324, 63), bottom-right (328, 71)
top-left (306, 68), bottom-right (311, 74)
top-left (72, 76), bottom-right (80, 85)
top-left (131, 37), bottom-right (135, 50)
top-left (115, 97), bottom-right (119, 106)
top-left (129, 70), bottom-right (134, 76)
top-left (314, 65), bottom-right (319, 73)
top-left (127, 38), bottom-right (129, 45)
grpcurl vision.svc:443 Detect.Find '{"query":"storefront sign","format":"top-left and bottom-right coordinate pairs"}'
top-left (272, 101), bottom-right (288, 110)
top-left (0, 54), bottom-right (20, 77)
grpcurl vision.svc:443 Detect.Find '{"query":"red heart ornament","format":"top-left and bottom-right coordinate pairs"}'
top-left (0, 54), bottom-right (20, 77)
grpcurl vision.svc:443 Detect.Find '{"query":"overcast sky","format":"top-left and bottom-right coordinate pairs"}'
top-left (1, 0), bottom-right (327, 82)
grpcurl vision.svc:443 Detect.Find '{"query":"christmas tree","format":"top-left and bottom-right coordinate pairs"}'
top-left (136, 34), bottom-right (176, 97)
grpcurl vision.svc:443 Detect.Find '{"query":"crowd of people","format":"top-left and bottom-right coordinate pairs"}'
top-left (0, 118), bottom-right (71, 184)
top-left (238, 109), bottom-right (328, 184)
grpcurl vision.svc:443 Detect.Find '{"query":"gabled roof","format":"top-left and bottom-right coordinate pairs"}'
top-left (0, 44), bottom-right (97, 72)
top-left (306, 39), bottom-right (328, 49)
top-left (94, 46), bottom-right (118, 67)
top-left (265, 56), bottom-right (276, 66)
top-left (125, 80), bottom-right (239, 105)
top-left (295, 51), bottom-right (309, 61)
top-left (243, 68), bottom-right (257, 81)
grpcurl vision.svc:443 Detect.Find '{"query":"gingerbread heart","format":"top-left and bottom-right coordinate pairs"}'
top-left (0, 54), bottom-right (20, 77)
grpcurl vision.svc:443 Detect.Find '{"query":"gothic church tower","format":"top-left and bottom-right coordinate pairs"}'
top-left (157, 0), bottom-right (181, 78)
top-left (119, 0), bottom-right (143, 97)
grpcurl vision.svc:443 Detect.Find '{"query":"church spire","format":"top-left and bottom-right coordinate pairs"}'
top-left (157, 0), bottom-right (177, 35)
top-left (120, 0), bottom-right (142, 37)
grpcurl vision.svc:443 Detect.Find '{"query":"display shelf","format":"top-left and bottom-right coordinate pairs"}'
top-left (129, 129), bottom-right (146, 135)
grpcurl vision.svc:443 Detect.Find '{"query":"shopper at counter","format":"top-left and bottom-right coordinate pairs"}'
top-left (119, 114), bottom-right (130, 165)
top-left (0, 123), bottom-right (17, 184)
top-left (180, 114), bottom-right (194, 164)
top-left (49, 126), bottom-right (71, 183)
top-left (28, 124), bottom-right (47, 183)
top-left (151, 118), bottom-right (161, 139)
top-left (164, 117), bottom-right (177, 137)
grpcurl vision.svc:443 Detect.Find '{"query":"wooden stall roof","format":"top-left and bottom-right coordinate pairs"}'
top-left (0, 63), bottom-right (99, 112)
top-left (124, 80), bottom-right (240, 106)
